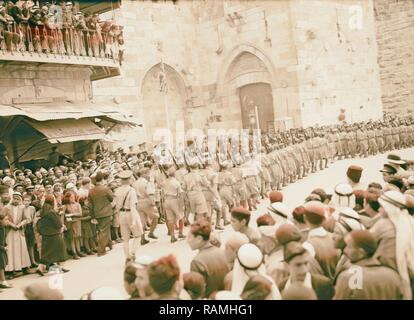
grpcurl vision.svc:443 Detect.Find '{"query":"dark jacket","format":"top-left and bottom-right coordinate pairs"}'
top-left (279, 273), bottom-right (335, 300)
top-left (334, 257), bottom-right (403, 300)
top-left (37, 206), bottom-right (62, 236)
top-left (88, 184), bottom-right (114, 219)
top-left (190, 243), bottom-right (229, 298)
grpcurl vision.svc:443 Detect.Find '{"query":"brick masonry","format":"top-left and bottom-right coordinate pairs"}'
top-left (374, 0), bottom-right (414, 114)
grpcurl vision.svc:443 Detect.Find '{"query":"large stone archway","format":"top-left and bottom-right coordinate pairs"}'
top-left (221, 49), bottom-right (276, 132)
top-left (141, 63), bottom-right (188, 141)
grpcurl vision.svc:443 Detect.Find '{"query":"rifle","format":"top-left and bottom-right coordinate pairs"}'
top-left (167, 149), bottom-right (179, 169)
top-left (183, 150), bottom-right (191, 173)
top-left (124, 160), bottom-right (138, 180)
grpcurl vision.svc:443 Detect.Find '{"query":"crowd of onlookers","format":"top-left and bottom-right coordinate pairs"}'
top-left (0, 111), bottom-right (413, 299)
top-left (0, 1), bottom-right (124, 63)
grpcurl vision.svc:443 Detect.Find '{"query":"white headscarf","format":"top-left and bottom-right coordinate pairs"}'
top-left (231, 244), bottom-right (281, 300)
top-left (379, 193), bottom-right (414, 300)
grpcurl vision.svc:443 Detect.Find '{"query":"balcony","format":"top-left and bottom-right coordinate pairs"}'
top-left (0, 24), bottom-right (122, 80)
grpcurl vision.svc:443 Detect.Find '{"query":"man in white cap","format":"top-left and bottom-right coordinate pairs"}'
top-left (115, 170), bottom-right (144, 264)
top-left (231, 243), bottom-right (281, 299)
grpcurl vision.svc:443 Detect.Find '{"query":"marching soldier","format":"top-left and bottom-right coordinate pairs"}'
top-left (231, 158), bottom-right (248, 209)
top-left (114, 170), bottom-right (143, 263)
top-left (182, 160), bottom-right (209, 223)
top-left (241, 156), bottom-right (260, 211)
top-left (339, 126), bottom-right (349, 159)
top-left (132, 167), bottom-right (159, 243)
top-left (347, 126), bottom-right (357, 159)
top-left (200, 160), bottom-right (221, 225)
top-left (375, 122), bottom-right (385, 154)
top-left (367, 124), bottom-right (378, 156)
top-left (391, 122), bottom-right (400, 150)
top-left (218, 160), bottom-right (236, 228)
top-left (161, 167), bottom-right (185, 243)
top-left (384, 122), bottom-right (394, 152)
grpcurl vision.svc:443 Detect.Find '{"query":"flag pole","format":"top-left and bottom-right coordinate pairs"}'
top-left (160, 59), bottom-right (171, 135)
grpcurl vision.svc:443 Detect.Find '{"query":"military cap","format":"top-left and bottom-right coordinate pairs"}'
top-left (118, 170), bottom-right (133, 180)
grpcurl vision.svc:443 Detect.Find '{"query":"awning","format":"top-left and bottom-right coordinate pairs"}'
top-left (0, 101), bottom-right (139, 125)
top-left (27, 118), bottom-right (105, 143)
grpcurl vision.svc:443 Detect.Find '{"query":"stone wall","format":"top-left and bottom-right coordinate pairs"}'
top-left (93, 0), bottom-right (384, 142)
top-left (290, 0), bottom-right (383, 127)
top-left (374, 0), bottom-right (414, 114)
top-left (0, 65), bottom-right (92, 104)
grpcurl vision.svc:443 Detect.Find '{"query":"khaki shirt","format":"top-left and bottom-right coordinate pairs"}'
top-left (161, 177), bottom-right (182, 197)
top-left (132, 177), bottom-right (155, 199)
top-left (115, 185), bottom-right (138, 211)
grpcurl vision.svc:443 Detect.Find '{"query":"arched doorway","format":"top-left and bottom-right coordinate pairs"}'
top-left (141, 63), bottom-right (187, 141)
top-left (239, 83), bottom-right (274, 132)
top-left (223, 50), bottom-right (276, 133)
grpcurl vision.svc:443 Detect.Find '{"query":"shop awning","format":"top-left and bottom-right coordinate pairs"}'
top-left (0, 101), bottom-right (139, 125)
top-left (26, 118), bottom-right (105, 144)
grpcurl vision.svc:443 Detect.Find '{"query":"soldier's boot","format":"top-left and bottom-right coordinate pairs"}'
top-left (148, 219), bottom-right (158, 239)
top-left (141, 235), bottom-right (149, 246)
top-left (167, 223), bottom-right (177, 243)
top-left (178, 220), bottom-right (186, 238)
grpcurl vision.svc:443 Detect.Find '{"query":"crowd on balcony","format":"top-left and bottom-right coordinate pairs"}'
top-left (0, 1), bottom-right (124, 64)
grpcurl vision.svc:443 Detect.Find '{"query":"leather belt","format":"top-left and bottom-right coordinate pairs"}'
top-left (120, 209), bottom-right (131, 212)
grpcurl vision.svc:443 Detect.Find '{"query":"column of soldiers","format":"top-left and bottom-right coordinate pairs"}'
top-left (85, 114), bottom-right (413, 251)
top-left (0, 0), bottom-right (123, 61)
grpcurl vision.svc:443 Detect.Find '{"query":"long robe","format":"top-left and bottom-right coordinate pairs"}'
top-left (4, 205), bottom-right (31, 271)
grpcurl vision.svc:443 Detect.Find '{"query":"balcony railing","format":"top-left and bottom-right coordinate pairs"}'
top-left (0, 22), bottom-right (123, 68)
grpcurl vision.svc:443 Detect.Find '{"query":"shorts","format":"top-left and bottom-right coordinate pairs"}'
top-left (187, 191), bottom-right (208, 215)
top-left (119, 210), bottom-right (143, 241)
top-left (137, 198), bottom-right (160, 220)
top-left (164, 198), bottom-right (184, 223)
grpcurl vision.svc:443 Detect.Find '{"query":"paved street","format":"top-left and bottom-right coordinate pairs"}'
top-left (1, 148), bottom-right (413, 300)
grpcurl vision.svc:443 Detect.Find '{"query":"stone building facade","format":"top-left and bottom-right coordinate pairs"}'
top-left (93, 0), bottom-right (385, 141)
top-left (374, 0), bottom-right (414, 114)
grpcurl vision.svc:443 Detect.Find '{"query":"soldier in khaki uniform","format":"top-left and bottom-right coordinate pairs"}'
top-left (375, 123), bottom-right (385, 154)
top-left (356, 124), bottom-right (368, 157)
top-left (367, 124), bottom-right (378, 155)
top-left (200, 161), bottom-right (221, 226)
top-left (114, 170), bottom-right (143, 263)
top-left (218, 161), bottom-right (236, 227)
top-left (391, 122), bottom-right (400, 150)
top-left (132, 167), bottom-right (159, 242)
top-left (384, 123), bottom-right (394, 151)
top-left (182, 160), bottom-right (209, 222)
top-left (161, 167), bottom-right (185, 243)
top-left (231, 160), bottom-right (248, 208)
